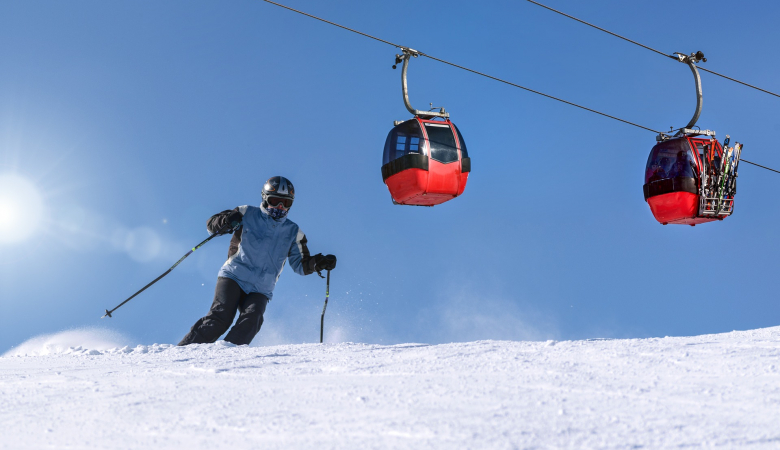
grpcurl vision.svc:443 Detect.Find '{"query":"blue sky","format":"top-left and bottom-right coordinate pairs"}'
top-left (1, 0), bottom-right (779, 352)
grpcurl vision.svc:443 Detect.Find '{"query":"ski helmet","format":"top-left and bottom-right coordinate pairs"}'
top-left (262, 176), bottom-right (295, 218)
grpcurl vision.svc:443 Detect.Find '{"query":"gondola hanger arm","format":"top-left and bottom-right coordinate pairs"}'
top-left (393, 48), bottom-right (449, 119)
top-left (672, 51), bottom-right (706, 132)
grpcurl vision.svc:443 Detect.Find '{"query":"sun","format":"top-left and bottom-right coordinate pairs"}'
top-left (0, 173), bottom-right (45, 244)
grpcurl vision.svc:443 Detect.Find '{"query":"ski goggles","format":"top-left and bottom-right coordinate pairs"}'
top-left (267, 196), bottom-right (293, 208)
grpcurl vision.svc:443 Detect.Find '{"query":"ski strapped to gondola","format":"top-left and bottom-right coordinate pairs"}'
top-left (717, 146), bottom-right (734, 204)
top-left (720, 142), bottom-right (743, 205)
top-left (705, 139), bottom-right (743, 216)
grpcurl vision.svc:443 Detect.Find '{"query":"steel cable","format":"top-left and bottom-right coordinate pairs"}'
top-left (261, 0), bottom-right (402, 48)
top-left (262, 0), bottom-right (660, 133)
top-left (525, 0), bottom-right (780, 99)
top-left (741, 159), bottom-right (780, 174)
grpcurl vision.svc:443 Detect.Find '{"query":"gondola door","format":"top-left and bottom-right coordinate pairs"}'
top-left (420, 119), bottom-right (461, 200)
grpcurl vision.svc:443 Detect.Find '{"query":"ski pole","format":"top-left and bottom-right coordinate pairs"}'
top-left (320, 269), bottom-right (330, 343)
top-left (101, 223), bottom-right (233, 318)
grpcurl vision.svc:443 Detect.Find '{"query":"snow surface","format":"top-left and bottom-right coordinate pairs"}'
top-left (2, 327), bottom-right (780, 449)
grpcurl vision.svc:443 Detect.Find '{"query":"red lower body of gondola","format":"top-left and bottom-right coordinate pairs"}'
top-left (646, 191), bottom-right (721, 226)
top-left (385, 161), bottom-right (468, 206)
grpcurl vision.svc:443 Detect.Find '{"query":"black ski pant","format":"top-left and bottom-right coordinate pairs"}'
top-left (178, 277), bottom-right (268, 346)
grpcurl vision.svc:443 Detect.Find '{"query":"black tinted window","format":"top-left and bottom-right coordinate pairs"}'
top-left (425, 123), bottom-right (458, 163)
top-left (453, 124), bottom-right (468, 158)
top-left (645, 139), bottom-right (696, 184)
top-left (383, 120), bottom-right (425, 165)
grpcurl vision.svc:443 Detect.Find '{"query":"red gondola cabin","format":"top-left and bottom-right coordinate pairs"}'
top-left (382, 117), bottom-right (470, 206)
top-left (644, 135), bottom-right (739, 225)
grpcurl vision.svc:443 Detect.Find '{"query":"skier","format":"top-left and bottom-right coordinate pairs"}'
top-left (647, 157), bottom-right (669, 182)
top-left (668, 151), bottom-right (694, 178)
top-left (178, 176), bottom-right (337, 346)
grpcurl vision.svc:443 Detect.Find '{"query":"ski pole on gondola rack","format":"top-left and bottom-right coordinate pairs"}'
top-left (101, 223), bottom-right (234, 318)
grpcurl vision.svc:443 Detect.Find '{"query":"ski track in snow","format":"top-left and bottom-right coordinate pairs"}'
top-left (2, 328), bottom-right (780, 449)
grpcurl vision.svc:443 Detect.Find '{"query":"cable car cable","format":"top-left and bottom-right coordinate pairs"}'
top-left (262, 0), bottom-right (402, 48)
top-left (417, 53), bottom-right (662, 133)
top-left (261, 0), bottom-right (661, 133)
top-left (260, 0), bottom-right (780, 175)
top-left (741, 159), bottom-right (780, 174)
top-left (696, 67), bottom-right (780, 99)
top-left (525, 0), bottom-right (780, 99)
top-left (525, 0), bottom-right (674, 61)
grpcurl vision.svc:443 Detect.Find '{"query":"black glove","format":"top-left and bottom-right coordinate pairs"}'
top-left (313, 253), bottom-right (337, 272)
top-left (224, 211), bottom-right (243, 233)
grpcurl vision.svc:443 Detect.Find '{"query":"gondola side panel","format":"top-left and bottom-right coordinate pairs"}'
top-left (426, 159), bottom-right (460, 196)
top-left (647, 191), bottom-right (698, 224)
top-left (386, 169), bottom-right (429, 204)
top-left (457, 171), bottom-right (469, 196)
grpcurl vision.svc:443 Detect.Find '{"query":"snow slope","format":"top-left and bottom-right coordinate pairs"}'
top-left (2, 328), bottom-right (780, 449)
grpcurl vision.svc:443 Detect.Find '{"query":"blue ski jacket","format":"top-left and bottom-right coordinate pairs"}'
top-left (208, 205), bottom-right (316, 300)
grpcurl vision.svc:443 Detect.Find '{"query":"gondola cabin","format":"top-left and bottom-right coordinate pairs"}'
top-left (643, 135), bottom-right (740, 226)
top-left (382, 117), bottom-right (470, 206)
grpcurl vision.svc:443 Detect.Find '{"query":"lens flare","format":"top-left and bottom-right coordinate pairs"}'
top-left (124, 227), bottom-right (162, 262)
top-left (0, 173), bottom-right (44, 244)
